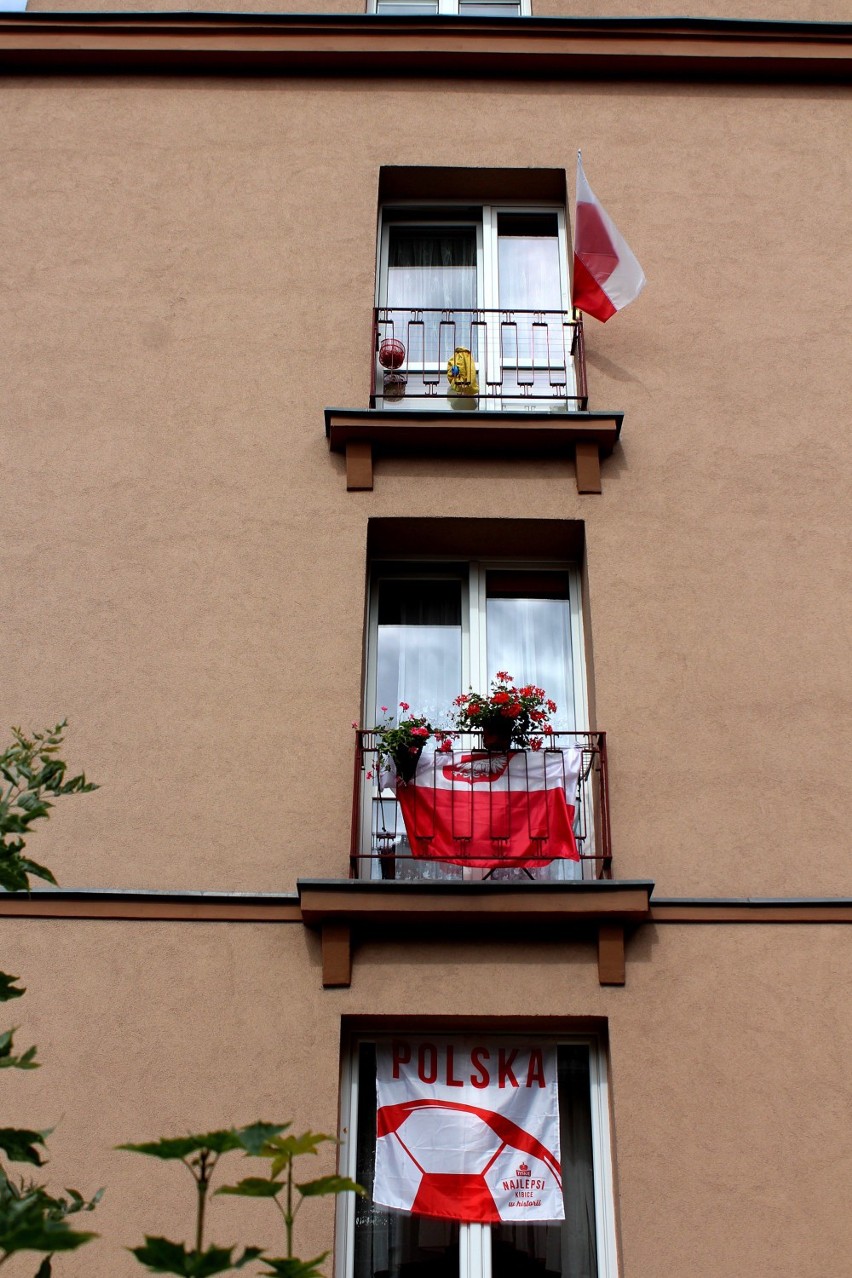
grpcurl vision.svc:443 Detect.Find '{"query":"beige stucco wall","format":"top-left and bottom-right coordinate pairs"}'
top-left (3, 73), bottom-right (849, 898)
top-left (1, 918), bottom-right (849, 1276)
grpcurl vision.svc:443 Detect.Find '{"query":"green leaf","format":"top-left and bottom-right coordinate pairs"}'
top-left (263, 1131), bottom-right (334, 1162)
top-left (297, 1176), bottom-right (365, 1200)
top-left (233, 1122), bottom-right (289, 1156)
top-left (216, 1177), bottom-right (284, 1199)
top-left (260, 1255), bottom-right (329, 1278)
top-left (35, 1257), bottom-right (53, 1278)
top-left (128, 1237), bottom-right (263, 1276)
top-left (0, 1179), bottom-right (96, 1257)
top-left (0, 1033), bottom-right (39, 1070)
top-left (0, 1128), bottom-right (49, 1167)
top-left (118, 1131), bottom-right (244, 1161)
top-left (0, 972), bottom-right (26, 1002)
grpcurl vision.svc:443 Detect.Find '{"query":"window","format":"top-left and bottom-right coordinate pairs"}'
top-left (371, 2), bottom-right (528, 16)
top-left (359, 559), bottom-right (596, 882)
top-left (375, 203), bottom-right (579, 410)
top-left (337, 1032), bottom-right (618, 1278)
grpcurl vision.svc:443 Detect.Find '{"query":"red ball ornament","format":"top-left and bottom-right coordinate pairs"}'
top-left (378, 338), bottom-right (406, 369)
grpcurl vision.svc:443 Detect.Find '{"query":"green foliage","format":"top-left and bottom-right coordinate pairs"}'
top-left (0, 1127), bottom-right (50, 1168)
top-left (128, 1237), bottom-right (263, 1276)
top-left (0, 722), bottom-right (100, 1272)
top-left (0, 1174), bottom-right (100, 1266)
top-left (259, 1257), bottom-right (329, 1278)
top-left (119, 1125), bottom-right (288, 1165)
top-left (0, 721), bottom-right (98, 894)
top-left (218, 1128), bottom-right (365, 1276)
top-left (121, 1126), bottom-right (280, 1275)
top-left (0, 1027), bottom-right (39, 1071)
top-left (125, 1124), bottom-right (364, 1278)
top-left (0, 973), bottom-right (26, 1003)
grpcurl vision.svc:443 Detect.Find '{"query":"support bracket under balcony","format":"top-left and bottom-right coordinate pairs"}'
top-left (299, 879), bottom-right (652, 989)
top-left (326, 409), bottom-right (623, 495)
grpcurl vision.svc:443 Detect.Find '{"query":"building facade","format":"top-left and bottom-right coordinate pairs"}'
top-left (1, 4), bottom-right (850, 1276)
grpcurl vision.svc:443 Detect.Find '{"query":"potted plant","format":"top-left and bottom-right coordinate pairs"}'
top-left (452, 673), bottom-right (557, 752)
top-left (373, 702), bottom-right (432, 782)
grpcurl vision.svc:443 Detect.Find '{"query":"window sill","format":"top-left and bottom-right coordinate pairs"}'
top-left (297, 877), bottom-right (653, 988)
top-left (324, 407), bottom-right (623, 494)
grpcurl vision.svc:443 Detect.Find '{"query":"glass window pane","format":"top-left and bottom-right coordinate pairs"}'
top-left (387, 226), bottom-right (477, 311)
top-left (492, 1047), bottom-right (597, 1278)
top-left (353, 1042), bottom-right (597, 1278)
top-left (376, 579), bottom-right (463, 727)
top-left (376, 2), bottom-right (440, 12)
top-left (497, 213), bottom-right (562, 311)
top-left (485, 575), bottom-right (575, 731)
top-left (354, 1043), bottom-right (461, 1278)
top-left (459, 2), bottom-right (522, 14)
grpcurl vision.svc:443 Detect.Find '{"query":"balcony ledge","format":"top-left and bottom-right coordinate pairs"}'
top-left (298, 877), bottom-right (653, 988)
top-left (325, 407), bottom-right (623, 494)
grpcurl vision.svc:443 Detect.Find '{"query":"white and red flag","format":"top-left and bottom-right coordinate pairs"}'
top-left (572, 153), bottom-right (646, 323)
top-left (374, 1037), bottom-right (564, 1224)
top-left (383, 746), bottom-right (583, 869)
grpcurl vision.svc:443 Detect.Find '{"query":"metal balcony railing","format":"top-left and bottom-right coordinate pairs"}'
top-left (350, 731), bottom-right (611, 882)
top-left (371, 308), bottom-right (589, 409)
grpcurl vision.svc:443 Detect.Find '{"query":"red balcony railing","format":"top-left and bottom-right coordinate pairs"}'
top-left (350, 731), bottom-right (611, 882)
top-left (371, 308), bottom-right (588, 409)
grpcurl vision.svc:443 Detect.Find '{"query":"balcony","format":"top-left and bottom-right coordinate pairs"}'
top-left (371, 307), bottom-right (588, 410)
top-left (297, 731), bottom-right (655, 990)
top-left (349, 731), bottom-right (611, 883)
top-left (325, 308), bottom-right (622, 494)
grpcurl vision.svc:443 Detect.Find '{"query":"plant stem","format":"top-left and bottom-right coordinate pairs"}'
top-left (195, 1151), bottom-right (212, 1254)
top-left (286, 1156), bottom-right (293, 1259)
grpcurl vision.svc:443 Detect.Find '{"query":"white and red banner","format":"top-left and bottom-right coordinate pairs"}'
top-left (383, 747), bottom-right (583, 868)
top-left (374, 1037), bottom-right (564, 1224)
top-left (573, 153), bottom-right (646, 323)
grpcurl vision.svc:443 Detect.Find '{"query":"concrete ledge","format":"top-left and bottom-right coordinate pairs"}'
top-left (1, 14), bottom-right (850, 82)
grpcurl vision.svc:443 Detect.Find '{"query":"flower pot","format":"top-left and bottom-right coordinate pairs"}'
top-left (394, 742), bottom-right (425, 783)
top-left (480, 718), bottom-right (514, 753)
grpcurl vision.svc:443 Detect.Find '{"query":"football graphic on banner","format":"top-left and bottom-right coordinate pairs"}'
top-left (374, 1038), bottom-right (564, 1224)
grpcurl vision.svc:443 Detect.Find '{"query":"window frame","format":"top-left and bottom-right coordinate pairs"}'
top-left (364, 557), bottom-right (589, 746)
top-left (375, 202), bottom-right (574, 410)
top-left (359, 556), bottom-right (592, 883)
top-left (335, 1030), bottom-right (620, 1278)
top-left (369, 1), bottom-right (530, 16)
top-left (377, 202), bottom-right (571, 316)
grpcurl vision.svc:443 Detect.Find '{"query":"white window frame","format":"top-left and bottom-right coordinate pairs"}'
top-left (335, 1032), bottom-right (620, 1278)
top-left (370, 1), bottom-right (530, 16)
top-left (376, 203), bottom-right (574, 410)
top-left (364, 558), bottom-right (589, 746)
top-left (360, 557), bottom-right (593, 882)
top-left (377, 203), bottom-right (570, 316)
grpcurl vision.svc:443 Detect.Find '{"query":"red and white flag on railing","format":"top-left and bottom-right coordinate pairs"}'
top-left (374, 1036), bottom-right (564, 1223)
top-left (572, 153), bottom-right (646, 323)
top-left (383, 747), bottom-right (583, 869)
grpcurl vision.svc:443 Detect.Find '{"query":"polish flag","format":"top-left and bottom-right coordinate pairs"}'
top-left (383, 747), bottom-right (583, 869)
top-left (572, 153), bottom-right (646, 323)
